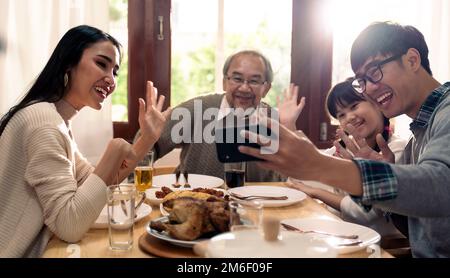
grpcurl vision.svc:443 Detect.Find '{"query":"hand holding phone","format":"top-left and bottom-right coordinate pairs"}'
top-left (215, 124), bottom-right (271, 163)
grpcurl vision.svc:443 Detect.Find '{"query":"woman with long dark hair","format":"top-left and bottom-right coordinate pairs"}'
top-left (0, 25), bottom-right (170, 257)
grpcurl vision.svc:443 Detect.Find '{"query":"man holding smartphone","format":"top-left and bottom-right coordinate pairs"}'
top-left (239, 22), bottom-right (450, 257)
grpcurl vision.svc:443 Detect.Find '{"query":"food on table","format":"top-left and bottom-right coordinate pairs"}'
top-left (155, 186), bottom-right (173, 198)
top-left (162, 191), bottom-right (221, 211)
top-left (150, 195), bottom-right (232, 241)
top-left (155, 186), bottom-right (227, 200)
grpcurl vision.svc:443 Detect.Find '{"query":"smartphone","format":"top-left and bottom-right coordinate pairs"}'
top-left (337, 131), bottom-right (349, 149)
top-left (215, 125), bottom-right (272, 163)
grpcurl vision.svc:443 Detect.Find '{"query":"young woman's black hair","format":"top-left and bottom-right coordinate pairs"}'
top-left (0, 25), bottom-right (122, 136)
top-left (325, 78), bottom-right (390, 152)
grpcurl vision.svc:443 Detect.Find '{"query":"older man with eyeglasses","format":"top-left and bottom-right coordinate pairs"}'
top-left (134, 50), bottom-right (304, 182)
top-left (239, 22), bottom-right (450, 257)
top-left (221, 50), bottom-right (272, 111)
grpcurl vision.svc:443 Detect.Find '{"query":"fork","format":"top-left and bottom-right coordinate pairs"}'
top-left (111, 192), bottom-right (146, 223)
top-left (336, 240), bottom-right (363, 246)
top-left (281, 222), bottom-right (359, 239)
top-left (183, 171), bottom-right (191, 188)
top-left (134, 192), bottom-right (146, 218)
top-left (230, 192), bottom-right (288, 201)
top-left (115, 175), bottom-right (128, 217)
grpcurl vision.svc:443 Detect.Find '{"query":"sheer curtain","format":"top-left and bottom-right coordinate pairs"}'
top-left (0, 0), bottom-right (112, 164)
top-left (329, 0), bottom-right (450, 140)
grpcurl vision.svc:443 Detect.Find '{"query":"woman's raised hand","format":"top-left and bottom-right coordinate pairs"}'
top-left (138, 81), bottom-right (172, 144)
top-left (277, 83), bottom-right (305, 131)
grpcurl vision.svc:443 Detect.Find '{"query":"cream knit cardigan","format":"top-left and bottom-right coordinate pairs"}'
top-left (0, 101), bottom-right (107, 257)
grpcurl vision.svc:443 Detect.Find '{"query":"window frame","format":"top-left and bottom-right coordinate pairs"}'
top-left (113, 0), bottom-right (171, 142)
top-left (291, 0), bottom-right (334, 148)
top-left (117, 0), bottom-right (335, 147)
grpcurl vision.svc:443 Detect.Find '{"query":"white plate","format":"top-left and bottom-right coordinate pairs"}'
top-left (152, 174), bottom-right (224, 188)
top-left (281, 218), bottom-right (381, 254)
top-left (145, 187), bottom-right (182, 205)
top-left (206, 229), bottom-right (337, 258)
top-left (227, 186), bottom-right (306, 207)
top-left (91, 203), bottom-right (152, 229)
top-left (145, 188), bottom-right (163, 206)
top-left (146, 216), bottom-right (207, 248)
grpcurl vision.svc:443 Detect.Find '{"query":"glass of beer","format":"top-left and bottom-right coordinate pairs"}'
top-left (224, 162), bottom-right (246, 189)
top-left (134, 150), bottom-right (154, 192)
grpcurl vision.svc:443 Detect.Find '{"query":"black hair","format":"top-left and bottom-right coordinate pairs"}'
top-left (326, 79), bottom-right (390, 152)
top-left (351, 21), bottom-right (431, 75)
top-left (0, 25), bottom-right (122, 136)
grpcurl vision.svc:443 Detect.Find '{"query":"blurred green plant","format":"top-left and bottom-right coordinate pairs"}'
top-left (224, 20), bottom-right (291, 107)
top-left (112, 54), bottom-right (128, 121)
top-left (171, 46), bottom-right (216, 106)
top-left (171, 20), bottom-right (290, 108)
top-left (110, 3), bottom-right (290, 119)
top-left (109, 0), bottom-right (128, 122)
top-left (109, 0), bottom-right (127, 22)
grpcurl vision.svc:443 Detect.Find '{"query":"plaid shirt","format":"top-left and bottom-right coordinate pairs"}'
top-left (351, 82), bottom-right (450, 206)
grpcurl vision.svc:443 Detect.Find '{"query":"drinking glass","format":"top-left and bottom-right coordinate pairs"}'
top-left (134, 150), bottom-right (154, 192)
top-left (224, 162), bottom-right (246, 189)
top-left (229, 200), bottom-right (263, 232)
top-left (107, 184), bottom-right (136, 251)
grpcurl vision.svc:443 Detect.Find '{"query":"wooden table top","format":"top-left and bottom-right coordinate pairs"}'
top-left (42, 182), bottom-right (392, 258)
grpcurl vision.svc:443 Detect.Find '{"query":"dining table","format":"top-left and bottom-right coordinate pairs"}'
top-left (42, 182), bottom-right (393, 258)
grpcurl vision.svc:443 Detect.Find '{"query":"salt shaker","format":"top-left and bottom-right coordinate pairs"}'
top-left (263, 217), bottom-right (280, 241)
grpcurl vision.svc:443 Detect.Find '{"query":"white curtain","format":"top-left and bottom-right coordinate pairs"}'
top-left (0, 0), bottom-right (112, 164)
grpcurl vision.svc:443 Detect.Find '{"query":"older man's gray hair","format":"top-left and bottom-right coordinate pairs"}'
top-left (222, 50), bottom-right (273, 84)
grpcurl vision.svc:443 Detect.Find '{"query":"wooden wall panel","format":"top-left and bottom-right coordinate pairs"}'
top-left (113, 0), bottom-right (171, 141)
top-left (291, 0), bottom-right (334, 148)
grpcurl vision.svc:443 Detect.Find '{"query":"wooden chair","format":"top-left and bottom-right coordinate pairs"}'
top-left (380, 235), bottom-right (412, 258)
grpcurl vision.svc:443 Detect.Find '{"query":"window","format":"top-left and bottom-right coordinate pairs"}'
top-left (122, 0), bottom-right (336, 147)
top-left (119, 0), bottom-right (449, 147)
top-left (326, 0), bottom-right (448, 140)
top-left (171, 0), bottom-right (292, 107)
top-left (109, 0), bottom-right (128, 122)
top-left (112, 0), bottom-right (171, 141)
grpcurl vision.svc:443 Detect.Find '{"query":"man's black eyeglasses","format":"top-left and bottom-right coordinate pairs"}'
top-left (351, 53), bottom-right (404, 94)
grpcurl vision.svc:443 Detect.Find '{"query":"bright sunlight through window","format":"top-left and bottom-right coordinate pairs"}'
top-left (323, 0), bottom-right (448, 139)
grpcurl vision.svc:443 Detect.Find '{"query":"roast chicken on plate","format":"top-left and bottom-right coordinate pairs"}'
top-left (150, 190), bottom-right (232, 241)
